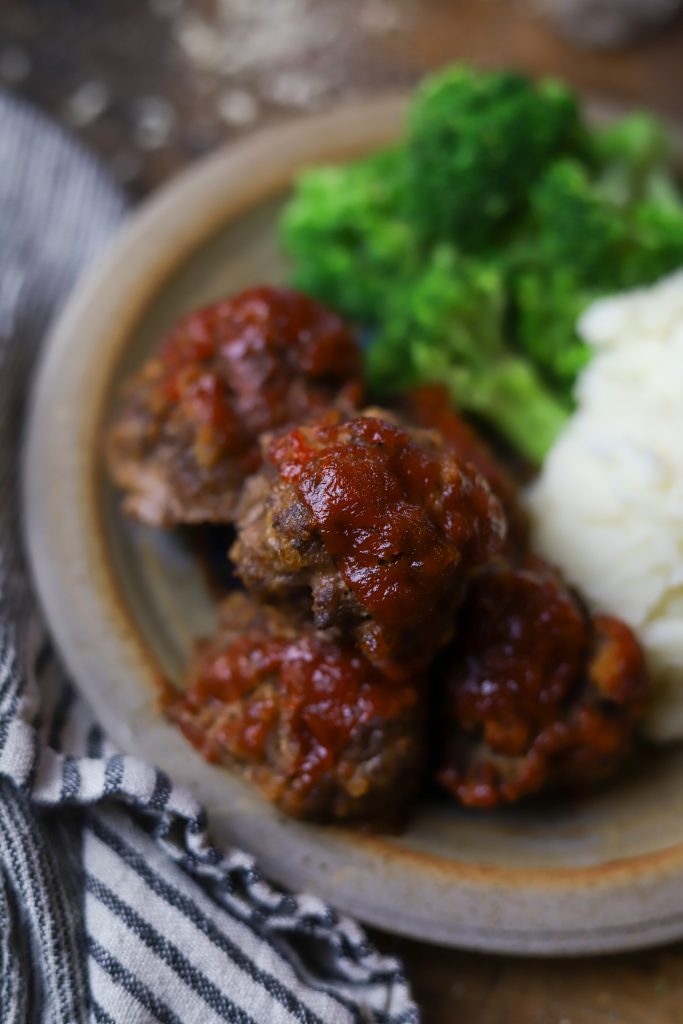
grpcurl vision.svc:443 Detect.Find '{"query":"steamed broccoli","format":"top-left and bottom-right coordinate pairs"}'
top-left (623, 196), bottom-right (683, 286)
top-left (512, 269), bottom-right (594, 391)
top-left (405, 66), bottom-right (586, 250)
top-left (510, 160), bottom-right (623, 389)
top-left (593, 112), bottom-right (676, 205)
top-left (367, 247), bottom-right (569, 463)
top-left (528, 160), bottom-right (629, 278)
top-left (281, 148), bottom-right (416, 324)
top-left (280, 65), bottom-right (683, 465)
top-left (512, 155), bottom-right (683, 391)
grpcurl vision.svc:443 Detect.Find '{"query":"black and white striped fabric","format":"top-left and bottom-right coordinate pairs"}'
top-left (0, 90), bottom-right (418, 1024)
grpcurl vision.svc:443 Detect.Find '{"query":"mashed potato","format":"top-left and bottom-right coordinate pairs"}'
top-left (527, 269), bottom-right (683, 741)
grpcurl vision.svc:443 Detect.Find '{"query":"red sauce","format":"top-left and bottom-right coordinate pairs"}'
top-left (178, 629), bottom-right (417, 787)
top-left (268, 414), bottom-right (505, 628)
top-left (436, 560), bottom-right (650, 808)
top-left (406, 384), bottom-right (529, 551)
top-left (447, 560), bottom-right (588, 747)
top-left (155, 287), bottom-right (363, 467)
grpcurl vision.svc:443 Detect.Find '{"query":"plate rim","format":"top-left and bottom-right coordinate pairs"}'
top-left (22, 94), bottom-right (683, 955)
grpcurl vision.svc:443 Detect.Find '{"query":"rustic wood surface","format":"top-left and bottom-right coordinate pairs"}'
top-left (3, 1), bottom-right (683, 1020)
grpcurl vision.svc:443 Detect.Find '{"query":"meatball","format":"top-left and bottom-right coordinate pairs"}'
top-left (107, 287), bottom-right (363, 525)
top-left (164, 594), bottom-right (424, 824)
top-left (404, 384), bottom-right (530, 553)
top-left (435, 559), bottom-right (650, 808)
top-left (230, 410), bottom-right (506, 680)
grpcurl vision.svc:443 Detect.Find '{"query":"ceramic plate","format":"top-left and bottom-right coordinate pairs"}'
top-left (23, 96), bottom-right (683, 955)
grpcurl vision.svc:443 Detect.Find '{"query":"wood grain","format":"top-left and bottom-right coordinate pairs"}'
top-left (371, 929), bottom-right (683, 1023)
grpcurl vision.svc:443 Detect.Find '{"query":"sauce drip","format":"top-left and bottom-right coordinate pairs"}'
top-left (405, 384), bottom-right (530, 552)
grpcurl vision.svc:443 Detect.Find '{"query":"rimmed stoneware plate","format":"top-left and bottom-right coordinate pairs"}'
top-left (24, 96), bottom-right (683, 955)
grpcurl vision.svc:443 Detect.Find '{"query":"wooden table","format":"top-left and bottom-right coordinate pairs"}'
top-left (3, 1), bottom-right (683, 1019)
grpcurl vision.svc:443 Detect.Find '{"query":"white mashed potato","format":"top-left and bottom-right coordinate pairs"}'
top-left (527, 268), bottom-right (683, 741)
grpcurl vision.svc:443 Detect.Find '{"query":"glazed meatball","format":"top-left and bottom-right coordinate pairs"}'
top-left (404, 384), bottom-right (530, 553)
top-left (107, 287), bottom-right (363, 525)
top-left (435, 559), bottom-right (650, 808)
top-left (164, 594), bottom-right (424, 824)
top-left (230, 410), bottom-right (506, 680)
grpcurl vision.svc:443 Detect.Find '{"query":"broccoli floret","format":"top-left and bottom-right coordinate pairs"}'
top-left (622, 197), bottom-right (683, 286)
top-left (512, 269), bottom-right (594, 390)
top-left (510, 161), bottom-right (623, 389)
top-left (512, 157), bottom-right (683, 391)
top-left (594, 112), bottom-right (674, 206)
top-left (279, 64), bottom-right (683, 463)
top-left (367, 246), bottom-right (569, 463)
top-left (529, 160), bottom-right (629, 279)
top-left (405, 65), bottom-right (586, 250)
top-left (280, 148), bottom-right (416, 323)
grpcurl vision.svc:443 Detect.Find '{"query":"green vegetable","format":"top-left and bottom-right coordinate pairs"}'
top-left (624, 196), bottom-right (683, 286)
top-left (510, 160), bottom-right (622, 389)
top-left (405, 65), bottom-right (585, 250)
top-left (593, 111), bottom-right (675, 205)
top-left (367, 247), bottom-right (569, 463)
top-left (511, 269), bottom-right (594, 391)
top-left (280, 64), bottom-right (683, 464)
top-left (281, 149), bottom-right (416, 324)
top-left (528, 160), bottom-right (629, 278)
top-left (512, 155), bottom-right (683, 390)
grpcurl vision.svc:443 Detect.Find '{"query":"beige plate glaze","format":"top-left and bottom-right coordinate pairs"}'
top-left (23, 96), bottom-right (683, 955)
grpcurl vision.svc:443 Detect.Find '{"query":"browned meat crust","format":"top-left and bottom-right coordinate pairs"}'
top-left (164, 594), bottom-right (424, 824)
top-left (230, 409), bottom-right (506, 680)
top-left (107, 285), bottom-right (653, 823)
top-left (434, 558), bottom-right (650, 808)
top-left (107, 287), bottom-right (363, 525)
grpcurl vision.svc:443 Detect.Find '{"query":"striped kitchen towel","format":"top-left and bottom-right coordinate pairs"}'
top-left (0, 89), bottom-right (418, 1024)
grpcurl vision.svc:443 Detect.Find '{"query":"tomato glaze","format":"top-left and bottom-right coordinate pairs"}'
top-left (155, 286), bottom-right (362, 468)
top-left (268, 414), bottom-right (505, 628)
top-left (405, 384), bottom-right (529, 552)
top-left (436, 560), bottom-right (650, 808)
top-left (447, 560), bottom-right (589, 753)
top-left (178, 628), bottom-right (417, 785)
